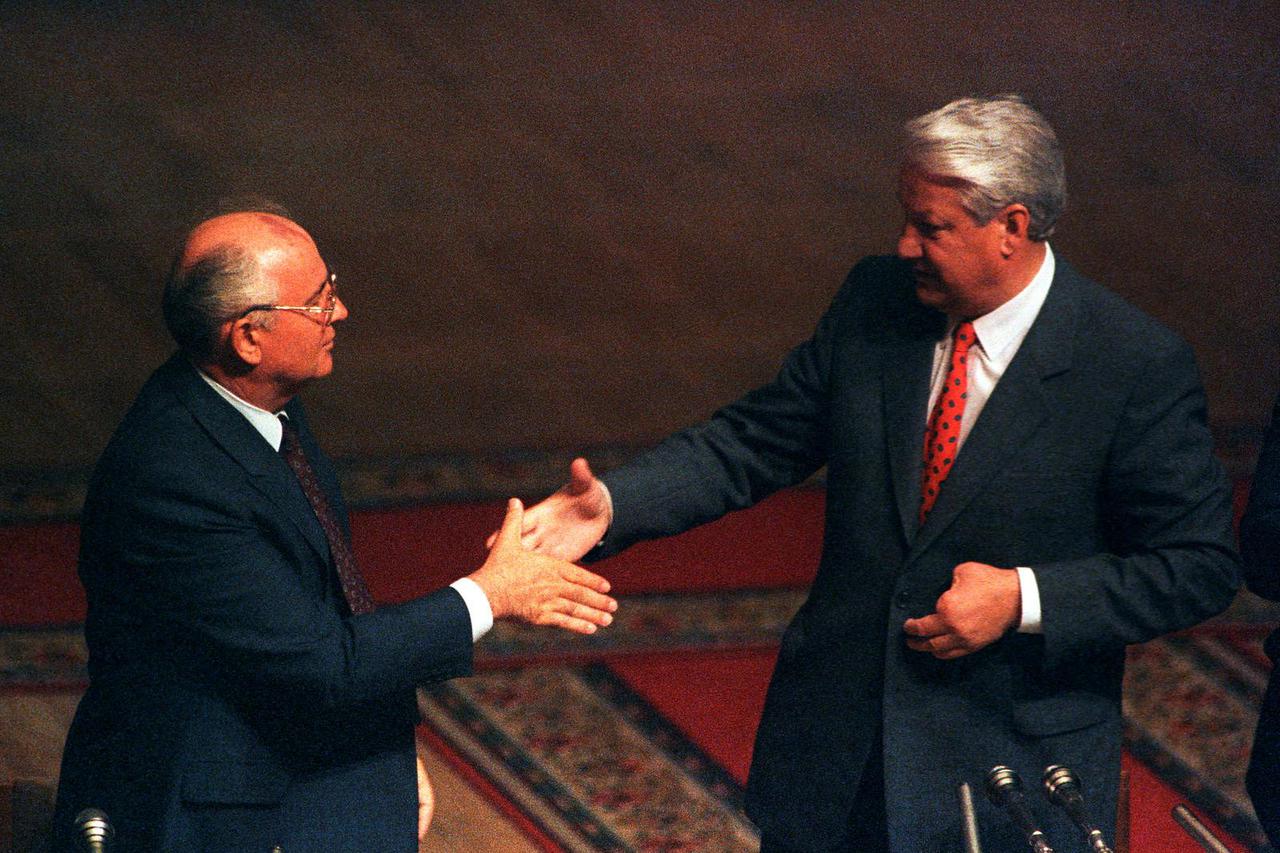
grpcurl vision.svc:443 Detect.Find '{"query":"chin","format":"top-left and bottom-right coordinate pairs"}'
top-left (914, 284), bottom-right (948, 310)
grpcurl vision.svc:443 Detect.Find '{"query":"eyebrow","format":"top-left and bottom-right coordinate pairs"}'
top-left (302, 270), bottom-right (333, 303)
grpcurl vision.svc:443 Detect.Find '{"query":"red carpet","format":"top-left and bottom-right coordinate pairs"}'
top-left (609, 647), bottom-right (1249, 852)
top-left (0, 488), bottom-right (1261, 849)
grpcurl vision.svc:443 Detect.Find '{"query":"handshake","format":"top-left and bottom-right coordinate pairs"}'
top-left (467, 458), bottom-right (617, 635)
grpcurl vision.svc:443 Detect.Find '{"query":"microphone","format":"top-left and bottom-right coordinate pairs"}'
top-left (73, 808), bottom-right (114, 853)
top-left (1042, 765), bottom-right (1113, 852)
top-left (957, 781), bottom-right (984, 853)
top-left (984, 766), bottom-right (1055, 853)
top-left (1171, 804), bottom-right (1231, 853)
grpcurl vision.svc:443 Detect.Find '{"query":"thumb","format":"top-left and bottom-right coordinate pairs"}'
top-left (494, 498), bottom-right (525, 550)
top-left (568, 457), bottom-right (596, 494)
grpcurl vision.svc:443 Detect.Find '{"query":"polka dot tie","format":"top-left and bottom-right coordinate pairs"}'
top-left (279, 417), bottom-right (376, 615)
top-left (919, 321), bottom-right (976, 525)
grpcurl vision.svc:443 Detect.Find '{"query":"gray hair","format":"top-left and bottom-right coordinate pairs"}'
top-left (902, 95), bottom-right (1066, 240)
top-left (162, 243), bottom-right (278, 360)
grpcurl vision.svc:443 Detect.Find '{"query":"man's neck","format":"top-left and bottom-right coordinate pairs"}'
top-left (972, 241), bottom-right (1049, 319)
top-left (197, 359), bottom-right (293, 413)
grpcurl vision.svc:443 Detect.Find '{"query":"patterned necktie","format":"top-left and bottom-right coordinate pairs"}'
top-left (919, 321), bottom-right (976, 524)
top-left (278, 417), bottom-right (376, 615)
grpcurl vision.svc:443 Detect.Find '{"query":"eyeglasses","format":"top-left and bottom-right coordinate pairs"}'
top-left (241, 272), bottom-right (340, 327)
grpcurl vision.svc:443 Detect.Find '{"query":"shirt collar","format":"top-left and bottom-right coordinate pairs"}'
top-left (969, 243), bottom-right (1055, 366)
top-left (196, 369), bottom-right (286, 451)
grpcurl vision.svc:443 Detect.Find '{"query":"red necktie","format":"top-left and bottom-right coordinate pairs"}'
top-left (279, 417), bottom-right (376, 615)
top-left (919, 321), bottom-right (976, 524)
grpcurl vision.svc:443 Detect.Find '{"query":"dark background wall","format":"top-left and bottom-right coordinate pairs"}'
top-left (2, 1), bottom-right (1277, 505)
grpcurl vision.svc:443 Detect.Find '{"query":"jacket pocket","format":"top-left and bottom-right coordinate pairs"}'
top-left (1011, 692), bottom-right (1115, 737)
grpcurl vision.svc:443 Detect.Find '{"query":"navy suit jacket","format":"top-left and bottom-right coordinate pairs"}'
top-left (1240, 389), bottom-right (1280, 847)
top-left (54, 355), bottom-right (474, 852)
top-left (596, 255), bottom-right (1240, 851)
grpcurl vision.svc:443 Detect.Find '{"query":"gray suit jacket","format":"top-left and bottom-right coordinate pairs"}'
top-left (596, 255), bottom-right (1239, 851)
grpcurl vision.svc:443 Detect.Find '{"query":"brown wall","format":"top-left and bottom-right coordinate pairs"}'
top-left (2, 2), bottom-right (1277, 493)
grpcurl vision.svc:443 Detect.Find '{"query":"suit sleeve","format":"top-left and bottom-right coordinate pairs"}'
top-left (1241, 390), bottom-right (1280, 600)
top-left (89, 458), bottom-right (474, 716)
top-left (1032, 338), bottom-right (1240, 670)
top-left (596, 272), bottom-right (854, 556)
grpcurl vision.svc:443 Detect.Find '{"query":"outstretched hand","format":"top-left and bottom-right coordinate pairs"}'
top-left (487, 457), bottom-right (612, 562)
top-left (471, 498), bottom-right (617, 634)
top-left (902, 562), bottom-right (1022, 659)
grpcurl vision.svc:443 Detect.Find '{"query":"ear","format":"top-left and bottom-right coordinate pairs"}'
top-left (998, 203), bottom-right (1032, 257)
top-left (226, 317), bottom-right (265, 367)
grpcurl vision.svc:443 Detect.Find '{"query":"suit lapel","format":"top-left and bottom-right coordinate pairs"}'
top-left (882, 333), bottom-right (939, 544)
top-left (906, 264), bottom-right (1080, 561)
top-left (166, 357), bottom-right (331, 564)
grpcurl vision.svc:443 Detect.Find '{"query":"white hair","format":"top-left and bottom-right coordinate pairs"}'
top-left (903, 94), bottom-right (1066, 240)
top-left (162, 243), bottom-right (278, 360)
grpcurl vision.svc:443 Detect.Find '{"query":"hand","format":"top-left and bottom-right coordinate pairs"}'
top-left (902, 562), bottom-right (1022, 659)
top-left (487, 457), bottom-right (611, 561)
top-left (416, 751), bottom-right (434, 841)
top-left (471, 498), bottom-right (617, 634)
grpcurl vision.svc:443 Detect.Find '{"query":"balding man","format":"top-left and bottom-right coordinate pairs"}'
top-left (52, 206), bottom-right (617, 852)
top-left (518, 96), bottom-right (1239, 850)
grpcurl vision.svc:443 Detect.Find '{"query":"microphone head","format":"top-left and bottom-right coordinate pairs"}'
top-left (985, 765), bottom-right (1024, 803)
top-left (1042, 764), bottom-right (1083, 804)
top-left (73, 807), bottom-right (114, 842)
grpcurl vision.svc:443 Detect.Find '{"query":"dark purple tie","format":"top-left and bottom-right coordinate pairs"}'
top-left (278, 416), bottom-right (376, 615)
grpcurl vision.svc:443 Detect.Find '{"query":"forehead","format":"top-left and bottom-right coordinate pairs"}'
top-left (897, 169), bottom-right (967, 212)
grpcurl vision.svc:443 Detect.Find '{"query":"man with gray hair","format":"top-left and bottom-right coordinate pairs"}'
top-left (516, 95), bottom-right (1239, 850)
top-left (53, 206), bottom-right (618, 851)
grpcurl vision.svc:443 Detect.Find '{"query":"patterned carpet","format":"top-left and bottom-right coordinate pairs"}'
top-left (3, 588), bottom-right (1274, 851)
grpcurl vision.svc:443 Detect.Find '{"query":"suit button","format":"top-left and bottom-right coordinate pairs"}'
top-left (895, 589), bottom-right (911, 607)
top-left (271, 846), bottom-right (283, 853)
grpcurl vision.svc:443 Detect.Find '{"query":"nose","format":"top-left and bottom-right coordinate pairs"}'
top-left (897, 225), bottom-right (922, 260)
top-left (331, 294), bottom-right (350, 324)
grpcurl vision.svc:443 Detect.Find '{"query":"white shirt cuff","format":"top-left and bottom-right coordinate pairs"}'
top-left (1015, 566), bottom-right (1042, 634)
top-left (449, 577), bottom-right (494, 642)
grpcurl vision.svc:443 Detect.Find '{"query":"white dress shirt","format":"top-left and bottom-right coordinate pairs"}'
top-left (925, 245), bottom-right (1056, 633)
top-left (197, 369), bottom-right (494, 641)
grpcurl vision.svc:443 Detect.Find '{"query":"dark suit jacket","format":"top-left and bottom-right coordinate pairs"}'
top-left (1240, 390), bottom-right (1280, 847)
top-left (53, 355), bottom-right (474, 852)
top-left (596, 255), bottom-right (1240, 851)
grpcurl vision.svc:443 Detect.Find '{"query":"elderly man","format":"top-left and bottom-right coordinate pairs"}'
top-left (517, 96), bottom-right (1239, 851)
top-left (53, 207), bottom-right (617, 852)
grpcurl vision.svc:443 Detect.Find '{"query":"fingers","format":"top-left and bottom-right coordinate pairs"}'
top-left (548, 572), bottom-right (618, 625)
top-left (562, 563), bottom-right (612, 594)
top-left (535, 599), bottom-right (616, 634)
top-left (561, 585), bottom-right (617, 617)
top-left (903, 612), bottom-right (968, 659)
top-left (492, 498), bottom-right (525, 551)
top-left (521, 565), bottom-right (618, 633)
top-left (902, 614), bottom-right (944, 638)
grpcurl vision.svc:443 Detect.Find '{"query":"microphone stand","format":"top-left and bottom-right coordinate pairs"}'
top-left (1171, 804), bottom-right (1230, 853)
top-left (957, 781), bottom-right (984, 853)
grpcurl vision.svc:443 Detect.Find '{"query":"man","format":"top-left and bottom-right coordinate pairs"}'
top-left (1241, 388), bottom-right (1280, 847)
top-left (53, 207), bottom-right (617, 852)
top-left (517, 96), bottom-right (1240, 851)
